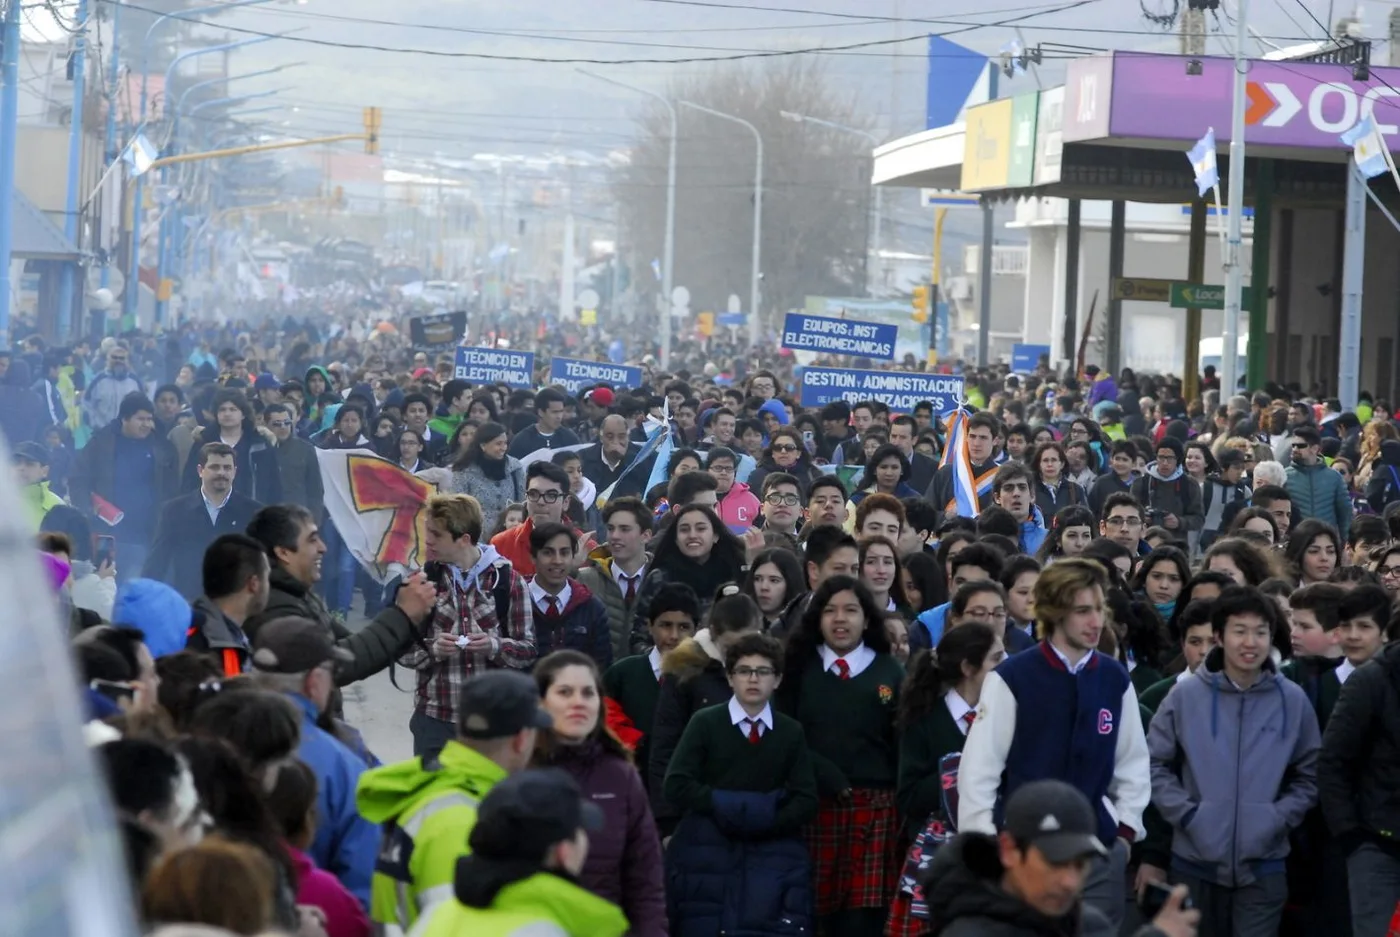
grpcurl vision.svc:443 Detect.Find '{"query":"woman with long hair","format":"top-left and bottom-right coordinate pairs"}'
top-left (850, 444), bottom-right (920, 506)
top-left (317, 404), bottom-right (370, 450)
top-left (666, 448), bottom-right (703, 478)
top-left (1355, 419), bottom-right (1398, 489)
top-left (1285, 519), bottom-right (1341, 586)
top-left (747, 426), bottom-right (823, 498)
top-left (445, 418), bottom-right (481, 467)
top-left (533, 650), bottom-right (666, 936)
top-left (1184, 441), bottom-right (1217, 487)
top-left (447, 421), bottom-right (525, 534)
top-left (465, 393), bottom-right (500, 425)
top-left (395, 428), bottom-right (427, 473)
top-left (1035, 505), bottom-right (1096, 565)
top-left (860, 535), bottom-right (909, 614)
top-left (778, 575), bottom-right (904, 937)
top-left (1030, 441), bottom-right (1085, 519)
top-left (900, 551), bottom-right (943, 616)
top-left (1105, 590), bottom-right (1172, 695)
top-left (630, 503), bottom-right (747, 635)
top-left (887, 623), bottom-right (1004, 937)
top-left (743, 547), bottom-right (806, 633)
top-left (1132, 547), bottom-right (1190, 626)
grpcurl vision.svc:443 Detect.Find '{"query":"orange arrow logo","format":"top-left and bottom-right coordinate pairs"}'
top-left (347, 454), bottom-right (435, 567)
top-left (1244, 82), bottom-right (1274, 125)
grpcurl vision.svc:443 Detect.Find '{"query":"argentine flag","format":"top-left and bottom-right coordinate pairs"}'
top-left (940, 407), bottom-right (980, 518)
top-left (1342, 115), bottom-right (1390, 179)
top-left (1186, 128), bottom-right (1218, 198)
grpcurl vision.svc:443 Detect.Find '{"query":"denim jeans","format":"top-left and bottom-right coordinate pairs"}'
top-left (320, 520), bottom-right (359, 615)
top-left (1349, 842), bottom-right (1400, 937)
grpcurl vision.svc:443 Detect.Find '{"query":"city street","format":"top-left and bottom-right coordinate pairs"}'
top-left (342, 613), bottom-right (416, 765)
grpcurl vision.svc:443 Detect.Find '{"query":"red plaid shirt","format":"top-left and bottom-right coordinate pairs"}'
top-left (402, 559), bottom-right (536, 723)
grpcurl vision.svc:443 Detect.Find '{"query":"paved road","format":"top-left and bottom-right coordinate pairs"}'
top-left (341, 612), bottom-right (417, 764)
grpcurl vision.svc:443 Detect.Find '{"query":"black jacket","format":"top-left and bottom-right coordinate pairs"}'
top-left (244, 566), bottom-right (420, 686)
top-left (143, 490), bottom-right (263, 599)
top-left (1365, 440), bottom-right (1400, 514)
top-left (180, 422), bottom-right (283, 505)
top-left (580, 442), bottom-right (653, 500)
top-left (646, 630), bottom-right (733, 833)
top-left (70, 421), bottom-right (180, 526)
top-left (1319, 642), bottom-right (1400, 853)
top-left (274, 435), bottom-right (325, 520)
top-left (923, 833), bottom-right (1161, 937)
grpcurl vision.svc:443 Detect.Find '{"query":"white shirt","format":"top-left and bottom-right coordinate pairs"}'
top-left (819, 642), bottom-right (876, 679)
top-left (728, 696), bottom-right (774, 739)
top-left (945, 689), bottom-right (976, 736)
top-left (1336, 658), bottom-right (1356, 684)
top-left (612, 562), bottom-right (645, 598)
top-left (529, 579), bottom-right (572, 614)
top-left (1048, 642), bottom-right (1094, 675)
top-left (647, 647), bottom-right (662, 681)
top-left (202, 486), bottom-right (232, 524)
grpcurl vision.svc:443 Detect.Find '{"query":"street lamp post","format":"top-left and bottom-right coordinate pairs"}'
top-left (780, 110), bottom-right (881, 296)
top-left (680, 101), bottom-right (762, 347)
top-left (126, 34), bottom-right (276, 320)
top-left (578, 70), bottom-right (676, 369)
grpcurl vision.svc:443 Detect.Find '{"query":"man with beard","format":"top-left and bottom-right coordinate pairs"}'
top-left (186, 533), bottom-right (271, 676)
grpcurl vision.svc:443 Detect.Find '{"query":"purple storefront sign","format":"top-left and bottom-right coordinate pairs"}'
top-left (1061, 56), bottom-right (1115, 143)
top-left (1102, 53), bottom-right (1400, 149)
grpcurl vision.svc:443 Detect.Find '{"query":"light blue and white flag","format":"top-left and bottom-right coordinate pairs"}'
top-left (1186, 128), bottom-right (1218, 198)
top-left (1342, 115), bottom-right (1390, 179)
top-left (123, 133), bottom-right (159, 177)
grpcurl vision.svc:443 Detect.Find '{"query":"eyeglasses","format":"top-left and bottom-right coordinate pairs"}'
top-left (962, 608), bottom-right (1008, 623)
top-left (526, 489), bottom-right (563, 504)
top-left (1380, 565), bottom-right (1400, 579)
top-left (268, 420), bottom-right (292, 429)
top-left (733, 666), bottom-right (776, 679)
top-left (709, 464), bottom-right (735, 474)
top-left (1105, 516), bottom-right (1143, 529)
top-left (771, 443), bottom-right (799, 453)
top-left (765, 493), bottom-right (801, 506)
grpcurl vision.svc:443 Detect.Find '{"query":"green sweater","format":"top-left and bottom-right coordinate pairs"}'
top-left (663, 702), bottom-right (819, 837)
top-left (896, 700), bottom-right (966, 839)
top-left (1138, 673), bottom-right (1182, 715)
top-left (779, 653), bottom-right (904, 797)
top-left (1130, 664), bottom-right (1164, 699)
top-left (1280, 655), bottom-right (1344, 732)
top-left (603, 654), bottom-right (660, 765)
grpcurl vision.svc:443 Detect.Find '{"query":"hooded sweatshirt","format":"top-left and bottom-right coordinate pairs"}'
top-left (715, 479), bottom-right (761, 531)
top-left (413, 866), bottom-right (628, 937)
top-left (1130, 460), bottom-right (1204, 532)
top-left (1146, 647), bottom-right (1321, 888)
top-left (356, 740), bottom-right (509, 930)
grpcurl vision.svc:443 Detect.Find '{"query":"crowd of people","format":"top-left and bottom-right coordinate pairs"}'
top-left (18, 309), bottom-right (1400, 937)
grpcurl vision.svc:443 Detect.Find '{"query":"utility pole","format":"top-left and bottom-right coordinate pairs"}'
top-left (1221, 0), bottom-right (1248, 395)
top-left (57, 0), bottom-right (90, 340)
top-left (0, 0), bottom-right (22, 348)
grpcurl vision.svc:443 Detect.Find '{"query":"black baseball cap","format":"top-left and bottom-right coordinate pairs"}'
top-left (456, 670), bottom-right (554, 739)
top-left (467, 768), bottom-right (604, 861)
top-left (1004, 780), bottom-right (1108, 863)
top-left (251, 616), bottom-right (352, 674)
top-left (12, 441), bottom-right (49, 465)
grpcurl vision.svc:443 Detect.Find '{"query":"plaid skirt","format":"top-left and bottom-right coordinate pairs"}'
top-left (885, 889), bottom-right (932, 937)
top-left (805, 788), bottom-right (901, 916)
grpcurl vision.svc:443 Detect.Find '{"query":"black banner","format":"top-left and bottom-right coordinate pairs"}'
top-left (409, 310), bottom-right (467, 347)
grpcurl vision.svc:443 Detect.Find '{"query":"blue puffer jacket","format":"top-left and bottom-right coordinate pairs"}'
top-left (665, 797), bottom-right (812, 937)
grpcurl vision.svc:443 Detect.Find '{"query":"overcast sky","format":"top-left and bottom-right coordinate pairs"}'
top-left (131, 0), bottom-right (1373, 163)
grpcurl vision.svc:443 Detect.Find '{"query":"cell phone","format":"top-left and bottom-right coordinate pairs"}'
top-left (802, 429), bottom-right (815, 452)
top-left (93, 534), bottom-right (116, 569)
top-left (1138, 881), bottom-right (1191, 918)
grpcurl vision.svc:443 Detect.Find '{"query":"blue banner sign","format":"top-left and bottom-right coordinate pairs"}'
top-left (454, 346), bottom-right (536, 388)
top-left (800, 368), bottom-right (965, 412)
top-left (1011, 343), bottom-right (1050, 372)
top-left (548, 356), bottom-right (643, 394)
top-left (717, 312), bottom-right (747, 328)
top-left (781, 313), bottom-right (898, 360)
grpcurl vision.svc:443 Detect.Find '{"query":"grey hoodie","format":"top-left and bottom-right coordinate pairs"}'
top-left (1130, 460), bottom-right (1205, 532)
top-left (1147, 647), bottom-right (1320, 887)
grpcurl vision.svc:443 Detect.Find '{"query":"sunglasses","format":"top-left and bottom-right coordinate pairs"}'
top-left (771, 443), bottom-right (798, 453)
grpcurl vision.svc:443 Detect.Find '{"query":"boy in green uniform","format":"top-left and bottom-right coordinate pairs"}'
top-left (1280, 583), bottom-right (1347, 728)
top-left (602, 582), bottom-right (698, 770)
top-left (663, 632), bottom-right (819, 935)
top-left (1137, 601), bottom-right (1217, 715)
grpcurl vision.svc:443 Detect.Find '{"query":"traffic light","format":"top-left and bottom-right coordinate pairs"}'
top-left (363, 106), bottom-right (382, 155)
top-left (911, 284), bottom-right (930, 323)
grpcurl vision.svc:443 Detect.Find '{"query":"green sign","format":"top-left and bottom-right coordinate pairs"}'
top-left (1169, 283), bottom-right (1254, 310)
top-left (1007, 92), bottom-right (1039, 189)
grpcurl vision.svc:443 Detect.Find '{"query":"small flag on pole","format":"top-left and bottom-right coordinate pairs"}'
top-left (1341, 115), bottom-right (1390, 179)
top-left (940, 406), bottom-right (980, 518)
top-left (122, 133), bottom-right (158, 177)
top-left (1186, 128), bottom-right (1219, 198)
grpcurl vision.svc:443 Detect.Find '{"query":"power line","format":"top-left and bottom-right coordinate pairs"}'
top-left (95, 0), bottom-right (1096, 64)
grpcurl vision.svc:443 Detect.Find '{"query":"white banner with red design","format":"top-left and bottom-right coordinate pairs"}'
top-left (316, 448), bottom-right (445, 584)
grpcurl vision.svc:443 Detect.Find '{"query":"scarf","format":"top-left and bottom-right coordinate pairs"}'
top-left (1153, 599), bottom-right (1176, 622)
top-left (478, 453), bottom-right (508, 481)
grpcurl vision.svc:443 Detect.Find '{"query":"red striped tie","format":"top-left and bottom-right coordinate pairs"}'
top-left (833, 659), bottom-right (851, 680)
top-left (747, 719), bottom-right (761, 744)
